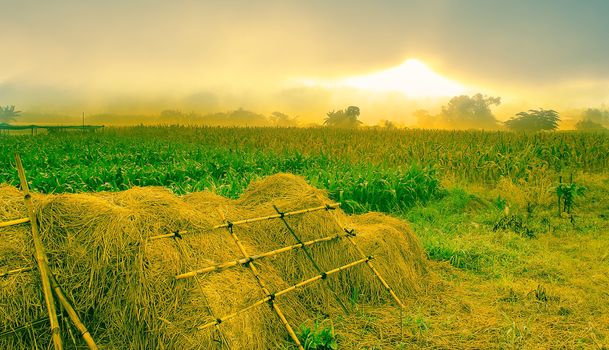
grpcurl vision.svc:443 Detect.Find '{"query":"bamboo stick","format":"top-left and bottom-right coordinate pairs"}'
top-left (197, 257), bottom-right (371, 331)
top-left (0, 266), bottom-right (33, 278)
top-left (328, 211), bottom-right (406, 338)
top-left (273, 204), bottom-right (350, 314)
top-left (218, 211), bottom-right (304, 350)
top-left (148, 203), bottom-right (340, 241)
top-left (15, 153), bottom-right (63, 350)
top-left (211, 203), bottom-right (340, 229)
top-left (176, 233), bottom-right (344, 280)
top-left (48, 273), bottom-right (98, 350)
top-left (343, 229), bottom-right (405, 308)
top-left (170, 235), bottom-right (230, 348)
top-left (149, 231), bottom-right (184, 241)
top-left (0, 217), bottom-right (30, 228)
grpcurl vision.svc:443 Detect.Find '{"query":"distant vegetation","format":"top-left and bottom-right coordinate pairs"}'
top-left (505, 109), bottom-right (560, 132)
top-left (6, 98), bottom-right (609, 131)
top-left (323, 106), bottom-right (362, 128)
top-left (415, 94), bottom-right (501, 130)
top-left (0, 105), bottom-right (21, 123)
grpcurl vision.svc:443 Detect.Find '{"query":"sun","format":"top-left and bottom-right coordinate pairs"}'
top-left (302, 59), bottom-right (466, 98)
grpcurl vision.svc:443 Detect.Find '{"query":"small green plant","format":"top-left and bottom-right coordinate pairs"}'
top-left (348, 286), bottom-right (360, 306)
top-left (533, 284), bottom-right (548, 303)
top-left (402, 314), bottom-right (429, 339)
top-left (296, 320), bottom-right (338, 350)
top-left (494, 195), bottom-right (507, 211)
top-left (556, 174), bottom-right (585, 219)
top-left (493, 215), bottom-right (535, 238)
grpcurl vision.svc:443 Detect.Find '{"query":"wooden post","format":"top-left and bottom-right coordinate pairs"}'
top-left (14, 153), bottom-right (63, 350)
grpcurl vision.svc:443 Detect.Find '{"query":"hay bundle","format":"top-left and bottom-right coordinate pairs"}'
top-left (0, 174), bottom-right (427, 349)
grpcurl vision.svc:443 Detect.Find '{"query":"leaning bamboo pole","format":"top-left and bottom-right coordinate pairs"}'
top-left (218, 211), bottom-right (304, 350)
top-left (197, 257), bottom-right (371, 331)
top-left (175, 233), bottom-right (345, 280)
top-left (273, 204), bottom-right (350, 314)
top-left (0, 217), bottom-right (30, 228)
top-left (0, 266), bottom-right (33, 278)
top-left (48, 273), bottom-right (98, 350)
top-left (14, 153), bottom-right (63, 350)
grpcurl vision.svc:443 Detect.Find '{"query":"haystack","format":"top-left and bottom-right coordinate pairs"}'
top-left (0, 174), bottom-right (427, 349)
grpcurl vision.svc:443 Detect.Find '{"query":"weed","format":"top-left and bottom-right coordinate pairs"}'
top-left (493, 215), bottom-right (535, 238)
top-left (296, 320), bottom-right (338, 350)
top-left (402, 314), bottom-right (429, 339)
top-left (556, 174), bottom-right (586, 219)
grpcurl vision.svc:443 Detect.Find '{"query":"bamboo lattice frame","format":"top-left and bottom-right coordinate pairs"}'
top-left (3, 156), bottom-right (407, 348)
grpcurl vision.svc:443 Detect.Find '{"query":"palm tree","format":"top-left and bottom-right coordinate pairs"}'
top-left (324, 106), bottom-right (362, 128)
top-left (0, 105), bottom-right (21, 124)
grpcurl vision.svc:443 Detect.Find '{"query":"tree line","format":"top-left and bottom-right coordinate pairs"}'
top-left (2, 99), bottom-right (608, 131)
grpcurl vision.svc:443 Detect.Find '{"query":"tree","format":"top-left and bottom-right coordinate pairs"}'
top-left (439, 94), bottom-right (501, 130)
top-left (0, 105), bottom-right (21, 123)
top-left (323, 105), bottom-right (362, 128)
top-left (575, 119), bottom-right (607, 131)
top-left (269, 111), bottom-right (298, 127)
top-left (413, 109), bottom-right (438, 129)
top-left (378, 119), bottom-right (397, 129)
top-left (580, 108), bottom-right (609, 126)
top-left (505, 108), bottom-right (560, 132)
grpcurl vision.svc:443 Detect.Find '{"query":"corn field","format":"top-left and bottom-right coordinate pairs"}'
top-left (1, 126), bottom-right (608, 212)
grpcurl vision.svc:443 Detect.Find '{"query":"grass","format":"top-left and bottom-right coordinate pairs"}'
top-left (389, 174), bottom-right (609, 349)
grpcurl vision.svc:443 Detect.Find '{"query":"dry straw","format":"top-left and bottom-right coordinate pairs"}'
top-left (1, 173), bottom-right (428, 349)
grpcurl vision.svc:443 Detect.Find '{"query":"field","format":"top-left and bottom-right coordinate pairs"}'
top-left (1, 126), bottom-right (609, 349)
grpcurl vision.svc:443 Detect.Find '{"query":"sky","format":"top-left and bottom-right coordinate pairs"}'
top-left (1, 0), bottom-right (608, 124)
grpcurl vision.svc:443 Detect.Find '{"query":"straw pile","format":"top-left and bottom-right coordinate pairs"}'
top-left (0, 174), bottom-right (427, 349)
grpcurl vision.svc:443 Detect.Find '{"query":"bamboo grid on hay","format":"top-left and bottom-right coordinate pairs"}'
top-left (0, 173), bottom-right (428, 349)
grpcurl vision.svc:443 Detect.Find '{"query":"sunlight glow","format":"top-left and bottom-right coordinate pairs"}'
top-left (303, 59), bottom-right (466, 98)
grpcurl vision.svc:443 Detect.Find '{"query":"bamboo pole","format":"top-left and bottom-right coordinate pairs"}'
top-left (0, 266), bottom-right (33, 278)
top-left (148, 203), bottom-right (340, 241)
top-left (48, 273), bottom-right (98, 350)
top-left (14, 153), bottom-right (63, 350)
top-left (218, 211), bottom-right (304, 350)
top-left (211, 203), bottom-right (340, 230)
top-left (273, 204), bottom-right (350, 314)
top-left (328, 211), bottom-right (406, 338)
top-left (176, 233), bottom-right (344, 280)
top-left (197, 257), bottom-right (371, 331)
top-left (0, 217), bottom-right (30, 228)
top-left (169, 235), bottom-right (230, 349)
